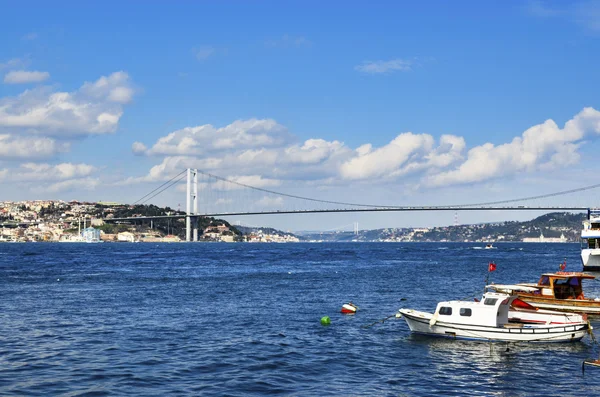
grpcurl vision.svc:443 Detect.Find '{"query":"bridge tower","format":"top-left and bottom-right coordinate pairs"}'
top-left (186, 168), bottom-right (199, 242)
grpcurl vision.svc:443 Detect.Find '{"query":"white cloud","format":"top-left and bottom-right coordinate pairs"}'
top-left (20, 162), bottom-right (96, 179)
top-left (425, 107), bottom-right (600, 187)
top-left (132, 141), bottom-right (148, 155)
top-left (79, 71), bottom-right (134, 103)
top-left (107, 86), bottom-right (134, 103)
top-left (0, 57), bottom-right (30, 71)
top-left (527, 0), bottom-right (600, 32)
top-left (0, 162), bottom-right (99, 198)
top-left (0, 134), bottom-right (69, 159)
top-left (355, 59), bottom-right (413, 74)
top-left (284, 139), bottom-right (347, 164)
top-left (0, 71), bottom-right (134, 136)
top-left (215, 198), bottom-right (233, 206)
top-left (256, 196), bottom-right (284, 208)
top-left (0, 161), bottom-right (99, 195)
top-left (339, 132), bottom-right (436, 180)
top-left (424, 135), bottom-right (466, 169)
top-left (212, 174), bottom-right (282, 191)
top-left (41, 177), bottom-right (100, 193)
top-left (129, 108), bottom-right (600, 195)
top-left (3, 70), bottom-right (49, 84)
top-left (140, 119), bottom-right (292, 156)
top-left (0, 162), bottom-right (96, 181)
top-left (193, 46), bottom-right (215, 61)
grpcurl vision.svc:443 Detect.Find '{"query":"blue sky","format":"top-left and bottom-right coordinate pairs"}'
top-left (1, 0), bottom-right (600, 231)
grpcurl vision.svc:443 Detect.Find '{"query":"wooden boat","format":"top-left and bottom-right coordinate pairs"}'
top-left (398, 287), bottom-right (590, 343)
top-left (493, 272), bottom-right (600, 314)
top-left (508, 298), bottom-right (587, 325)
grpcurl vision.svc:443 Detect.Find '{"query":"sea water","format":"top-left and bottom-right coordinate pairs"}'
top-left (1, 242), bottom-right (599, 396)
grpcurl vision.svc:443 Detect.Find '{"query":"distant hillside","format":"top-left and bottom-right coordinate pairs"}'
top-left (96, 203), bottom-right (242, 239)
top-left (236, 226), bottom-right (298, 238)
top-left (299, 212), bottom-right (587, 242)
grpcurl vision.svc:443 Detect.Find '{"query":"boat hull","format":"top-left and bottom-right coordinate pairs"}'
top-left (581, 249), bottom-right (600, 271)
top-left (399, 309), bottom-right (588, 343)
top-left (517, 295), bottom-right (600, 314)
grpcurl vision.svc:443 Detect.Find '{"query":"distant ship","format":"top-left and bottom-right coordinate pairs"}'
top-left (581, 209), bottom-right (600, 271)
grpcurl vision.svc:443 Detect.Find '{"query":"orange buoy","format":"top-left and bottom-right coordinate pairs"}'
top-left (341, 302), bottom-right (358, 314)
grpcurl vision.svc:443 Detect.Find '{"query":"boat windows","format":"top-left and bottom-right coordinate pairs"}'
top-left (484, 298), bottom-right (498, 306)
top-left (539, 276), bottom-right (550, 286)
top-left (568, 278), bottom-right (581, 287)
top-left (588, 238), bottom-right (599, 249)
top-left (459, 308), bottom-right (472, 316)
top-left (439, 307), bottom-right (452, 315)
top-left (554, 278), bottom-right (580, 299)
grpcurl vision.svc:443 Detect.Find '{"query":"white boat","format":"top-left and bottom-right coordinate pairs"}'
top-left (399, 287), bottom-right (590, 343)
top-left (484, 243), bottom-right (496, 249)
top-left (581, 209), bottom-right (600, 271)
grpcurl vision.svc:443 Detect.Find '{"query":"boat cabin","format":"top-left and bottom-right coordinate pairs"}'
top-left (581, 209), bottom-right (600, 248)
top-left (528, 272), bottom-right (595, 300)
top-left (433, 291), bottom-right (516, 327)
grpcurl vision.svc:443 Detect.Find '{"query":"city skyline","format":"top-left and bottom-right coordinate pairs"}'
top-left (1, 1), bottom-right (600, 231)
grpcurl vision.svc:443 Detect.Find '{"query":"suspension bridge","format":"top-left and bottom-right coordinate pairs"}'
top-left (102, 168), bottom-right (597, 242)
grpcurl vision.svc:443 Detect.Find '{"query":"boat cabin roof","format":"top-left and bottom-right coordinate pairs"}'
top-left (541, 272), bottom-right (595, 280)
top-left (487, 284), bottom-right (539, 293)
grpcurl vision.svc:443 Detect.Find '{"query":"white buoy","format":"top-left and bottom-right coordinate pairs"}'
top-left (341, 302), bottom-right (358, 314)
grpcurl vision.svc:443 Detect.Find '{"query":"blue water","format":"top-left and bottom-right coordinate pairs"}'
top-left (1, 242), bottom-right (600, 396)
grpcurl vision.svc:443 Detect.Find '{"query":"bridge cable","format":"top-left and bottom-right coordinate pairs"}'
top-left (103, 171), bottom-right (188, 221)
top-left (450, 182), bottom-right (600, 208)
top-left (196, 170), bottom-right (396, 209)
top-left (132, 169), bottom-right (187, 205)
top-left (197, 169), bottom-right (600, 210)
top-left (138, 172), bottom-right (188, 205)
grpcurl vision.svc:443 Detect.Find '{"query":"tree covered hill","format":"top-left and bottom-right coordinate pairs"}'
top-left (416, 212), bottom-right (585, 242)
top-left (298, 212), bottom-right (587, 242)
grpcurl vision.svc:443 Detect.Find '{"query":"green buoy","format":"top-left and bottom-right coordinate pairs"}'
top-left (320, 316), bottom-right (331, 326)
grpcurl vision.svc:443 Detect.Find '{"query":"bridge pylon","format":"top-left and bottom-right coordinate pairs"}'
top-left (186, 168), bottom-right (199, 242)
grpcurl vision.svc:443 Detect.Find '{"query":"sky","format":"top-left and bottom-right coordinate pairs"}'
top-left (1, 0), bottom-right (600, 232)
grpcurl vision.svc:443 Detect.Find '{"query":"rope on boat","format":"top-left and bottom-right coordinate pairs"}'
top-left (588, 320), bottom-right (598, 345)
top-left (582, 320), bottom-right (600, 375)
top-left (361, 313), bottom-right (400, 329)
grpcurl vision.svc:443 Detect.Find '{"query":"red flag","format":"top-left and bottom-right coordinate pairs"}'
top-left (559, 260), bottom-right (566, 271)
top-left (488, 262), bottom-right (497, 272)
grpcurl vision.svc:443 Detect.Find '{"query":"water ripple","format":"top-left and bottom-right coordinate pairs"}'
top-left (1, 242), bottom-right (599, 395)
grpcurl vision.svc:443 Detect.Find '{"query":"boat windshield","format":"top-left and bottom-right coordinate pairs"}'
top-left (553, 277), bottom-right (583, 299)
top-left (539, 276), bottom-right (550, 286)
top-left (484, 298), bottom-right (498, 305)
top-left (569, 277), bottom-right (581, 287)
